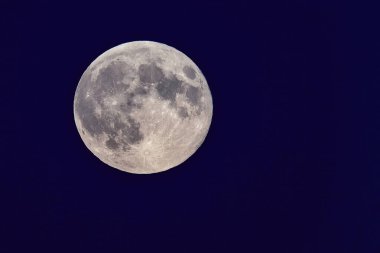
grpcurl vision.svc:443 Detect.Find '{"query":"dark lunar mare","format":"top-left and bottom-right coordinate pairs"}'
top-left (183, 65), bottom-right (196, 80)
top-left (93, 61), bottom-right (131, 104)
top-left (138, 63), bottom-right (164, 83)
top-left (137, 63), bottom-right (194, 118)
top-left (136, 63), bottom-right (204, 118)
top-left (156, 75), bottom-right (183, 102)
top-left (75, 61), bottom-right (145, 151)
top-left (177, 106), bottom-right (189, 118)
top-left (186, 85), bottom-right (201, 106)
top-left (106, 138), bottom-right (119, 149)
top-left (75, 72), bottom-right (104, 136)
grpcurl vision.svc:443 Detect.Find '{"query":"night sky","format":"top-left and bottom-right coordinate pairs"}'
top-left (1, 1), bottom-right (380, 252)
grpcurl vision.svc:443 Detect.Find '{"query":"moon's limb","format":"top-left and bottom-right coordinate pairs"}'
top-left (74, 41), bottom-right (212, 174)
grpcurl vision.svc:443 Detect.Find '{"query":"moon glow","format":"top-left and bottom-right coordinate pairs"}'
top-left (73, 41), bottom-right (213, 174)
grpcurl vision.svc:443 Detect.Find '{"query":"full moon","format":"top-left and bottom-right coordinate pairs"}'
top-left (73, 41), bottom-right (213, 174)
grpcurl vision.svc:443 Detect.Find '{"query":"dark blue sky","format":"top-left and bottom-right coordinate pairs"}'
top-left (1, 1), bottom-right (379, 252)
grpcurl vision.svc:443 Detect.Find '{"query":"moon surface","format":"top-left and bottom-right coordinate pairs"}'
top-left (73, 41), bottom-right (213, 174)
